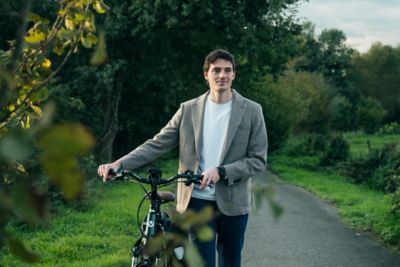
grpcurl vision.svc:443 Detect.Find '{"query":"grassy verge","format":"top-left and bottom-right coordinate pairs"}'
top-left (1, 180), bottom-right (143, 266)
top-left (0, 160), bottom-right (177, 267)
top-left (344, 133), bottom-right (400, 158)
top-left (0, 159), bottom-right (179, 266)
top-left (270, 149), bottom-right (400, 249)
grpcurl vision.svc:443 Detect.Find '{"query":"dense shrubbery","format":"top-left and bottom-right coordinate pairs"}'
top-left (320, 135), bottom-right (350, 166)
top-left (281, 134), bottom-right (329, 156)
top-left (340, 144), bottom-right (398, 191)
top-left (357, 97), bottom-right (387, 134)
top-left (377, 122), bottom-right (400, 135)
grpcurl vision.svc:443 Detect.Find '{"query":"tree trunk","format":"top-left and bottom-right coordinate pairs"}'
top-left (96, 76), bottom-right (122, 162)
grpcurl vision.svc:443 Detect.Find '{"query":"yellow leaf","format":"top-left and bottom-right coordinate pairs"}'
top-left (17, 163), bottom-right (28, 175)
top-left (74, 13), bottom-right (85, 22)
top-left (65, 16), bottom-right (75, 30)
top-left (21, 115), bottom-right (31, 129)
top-left (24, 30), bottom-right (46, 44)
top-left (41, 59), bottom-right (51, 68)
top-left (27, 12), bottom-right (41, 22)
top-left (53, 45), bottom-right (64, 56)
top-left (90, 31), bottom-right (107, 65)
top-left (93, 0), bottom-right (107, 14)
top-left (84, 19), bottom-right (96, 32)
top-left (31, 105), bottom-right (42, 116)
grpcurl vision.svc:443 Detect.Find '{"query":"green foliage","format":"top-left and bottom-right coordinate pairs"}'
top-left (271, 70), bottom-right (333, 134)
top-left (279, 134), bottom-right (330, 159)
top-left (295, 25), bottom-right (354, 88)
top-left (320, 135), bottom-right (350, 166)
top-left (357, 97), bottom-right (387, 134)
top-left (350, 43), bottom-right (400, 123)
top-left (38, 123), bottom-right (95, 200)
top-left (389, 188), bottom-right (400, 216)
top-left (249, 79), bottom-right (291, 152)
top-left (341, 144), bottom-right (398, 192)
top-left (0, 0), bottom-right (105, 262)
top-left (329, 95), bottom-right (354, 131)
top-left (377, 122), bottom-right (400, 135)
top-left (344, 133), bottom-right (400, 158)
top-left (294, 23), bottom-right (362, 132)
top-left (252, 182), bottom-right (283, 219)
top-left (51, 0), bottom-right (303, 157)
top-left (0, 181), bottom-right (140, 266)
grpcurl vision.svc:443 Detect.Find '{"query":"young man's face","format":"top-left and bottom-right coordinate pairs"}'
top-left (204, 59), bottom-right (235, 93)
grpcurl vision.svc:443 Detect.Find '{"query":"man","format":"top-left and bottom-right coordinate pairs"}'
top-left (98, 49), bottom-right (268, 267)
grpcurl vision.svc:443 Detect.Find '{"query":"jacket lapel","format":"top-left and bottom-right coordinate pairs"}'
top-left (192, 91), bottom-right (208, 160)
top-left (219, 90), bottom-right (247, 164)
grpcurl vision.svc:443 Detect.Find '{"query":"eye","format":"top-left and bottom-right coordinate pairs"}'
top-left (212, 69), bottom-right (221, 74)
top-left (225, 68), bottom-right (232, 73)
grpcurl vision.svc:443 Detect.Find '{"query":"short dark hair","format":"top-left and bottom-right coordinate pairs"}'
top-left (203, 49), bottom-right (235, 72)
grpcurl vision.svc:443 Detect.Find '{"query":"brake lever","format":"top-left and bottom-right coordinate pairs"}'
top-left (107, 169), bottom-right (124, 181)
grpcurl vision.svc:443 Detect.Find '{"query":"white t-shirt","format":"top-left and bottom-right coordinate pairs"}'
top-left (191, 96), bottom-right (232, 201)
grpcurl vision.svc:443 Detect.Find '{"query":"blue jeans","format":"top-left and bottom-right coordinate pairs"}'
top-left (188, 197), bottom-right (248, 267)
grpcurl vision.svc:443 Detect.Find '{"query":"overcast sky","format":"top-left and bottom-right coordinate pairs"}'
top-left (295, 0), bottom-right (400, 52)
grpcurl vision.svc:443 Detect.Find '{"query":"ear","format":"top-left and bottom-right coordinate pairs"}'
top-left (232, 71), bottom-right (236, 80)
top-left (204, 72), bottom-right (208, 81)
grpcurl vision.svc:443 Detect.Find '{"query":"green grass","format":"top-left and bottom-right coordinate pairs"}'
top-left (344, 133), bottom-right (400, 158)
top-left (270, 152), bottom-right (400, 249)
top-left (0, 159), bottom-right (181, 266)
top-left (1, 178), bottom-right (150, 266)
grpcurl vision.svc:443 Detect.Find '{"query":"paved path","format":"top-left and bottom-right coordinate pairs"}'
top-left (242, 171), bottom-right (400, 267)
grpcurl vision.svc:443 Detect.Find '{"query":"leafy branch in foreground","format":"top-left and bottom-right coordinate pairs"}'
top-left (0, 0), bottom-right (107, 262)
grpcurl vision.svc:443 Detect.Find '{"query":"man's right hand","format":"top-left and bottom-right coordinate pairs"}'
top-left (97, 161), bottom-right (121, 182)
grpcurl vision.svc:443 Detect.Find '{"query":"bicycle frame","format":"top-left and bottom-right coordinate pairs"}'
top-left (108, 168), bottom-right (202, 267)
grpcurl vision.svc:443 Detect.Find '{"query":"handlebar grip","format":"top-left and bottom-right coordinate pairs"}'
top-left (108, 169), bottom-right (117, 176)
top-left (193, 175), bottom-right (203, 184)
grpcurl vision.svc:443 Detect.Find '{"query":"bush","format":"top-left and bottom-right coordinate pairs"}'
top-left (357, 97), bottom-right (387, 134)
top-left (320, 135), bottom-right (350, 165)
top-left (249, 82), bottom-right (291, 152)
top-left (377, 122), bottom-right (400, 135)
top-left (389, 188), bottom-right (400, 216)
top-left (282, 134), bottom-right (330, 157)
top-left (329, 95), bottom-right (354, 132)
top-left (341, 144), bottom-right (399, 192)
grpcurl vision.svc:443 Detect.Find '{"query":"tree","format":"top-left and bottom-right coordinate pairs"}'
top-left (296, 24), bottom-right (354, 88)
top-left (51, 0), bottom-right (303, 158)
top-left (350, 43), bottom-right (400, 123)
top-left (270, 70), bottom-right (333, 134)
top-left (329, 95), bottom-right (353, 132)
top-left (294, 24), bottom-right (359, 131)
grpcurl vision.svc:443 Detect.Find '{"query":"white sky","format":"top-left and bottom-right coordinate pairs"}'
top-left (296, 0), bottom-right (400, 52)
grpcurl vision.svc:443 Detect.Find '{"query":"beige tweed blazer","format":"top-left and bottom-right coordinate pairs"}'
top-left (119, 89), bottom-right (268, 216)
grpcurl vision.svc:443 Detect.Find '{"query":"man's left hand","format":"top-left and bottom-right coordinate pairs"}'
top-left (200, 168), bottom-right (220, 189)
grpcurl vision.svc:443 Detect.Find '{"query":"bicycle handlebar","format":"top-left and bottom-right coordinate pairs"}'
top-left (108, 168), bottom-right (203, 186)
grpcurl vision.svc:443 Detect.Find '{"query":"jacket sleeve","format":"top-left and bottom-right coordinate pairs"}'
top-left (223, 104), bottom-right (268, 186)
top-left (118, 104), bottom-right (183, 170)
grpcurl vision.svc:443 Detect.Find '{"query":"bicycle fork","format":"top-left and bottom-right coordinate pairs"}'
top-left (131, 208), bottom-right (157, 267)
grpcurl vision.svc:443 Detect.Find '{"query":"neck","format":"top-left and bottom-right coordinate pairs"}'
top-left (209, 89), bottom-right (233, 104)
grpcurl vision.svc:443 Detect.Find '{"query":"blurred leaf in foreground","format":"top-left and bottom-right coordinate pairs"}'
top-left (252, 182), bottom-right (284, 220)
top-left (6, 236), bottom-right (39, 263)
top-left (38, 123), bottom-right (94, 200)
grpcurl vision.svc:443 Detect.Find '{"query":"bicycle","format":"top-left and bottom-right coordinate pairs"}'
top-left (107, 167), bottom-right (203, 267)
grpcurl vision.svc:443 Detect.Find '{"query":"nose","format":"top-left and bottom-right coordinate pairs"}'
top-left (219, 70), bottom-right (228, 79)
